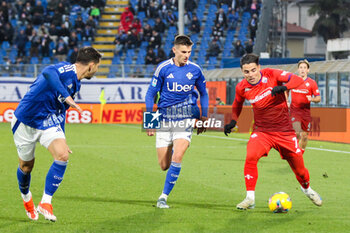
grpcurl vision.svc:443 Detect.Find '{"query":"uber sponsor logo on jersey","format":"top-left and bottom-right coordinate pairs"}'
top-left (167, 82), bottom-right (193, 92)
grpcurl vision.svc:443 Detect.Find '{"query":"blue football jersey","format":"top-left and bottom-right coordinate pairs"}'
top-left (145, 59), bottom-right (208, 120)
top-left (15, 62), bottom-right (81, 130)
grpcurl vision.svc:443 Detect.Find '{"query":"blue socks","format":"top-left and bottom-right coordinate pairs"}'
top-left (17, 167), bottom-right (31, 195)
top-left (44, 160), bottom-right (67, 196)
top-left (163, 162), bottom-right (182, 195)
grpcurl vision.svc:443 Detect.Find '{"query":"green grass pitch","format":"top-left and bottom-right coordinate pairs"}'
top-left (0, 123), bottom-right (350, 232)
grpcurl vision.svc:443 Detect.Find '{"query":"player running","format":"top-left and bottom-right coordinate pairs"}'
top-left (11, 47), bottom-right (101, 221)
top-left (289, 59), bottom-right (320, 150)
top-left (224, 54), bottom-right (322, 210)
top-left (145, 35), bottom-right (209, 208)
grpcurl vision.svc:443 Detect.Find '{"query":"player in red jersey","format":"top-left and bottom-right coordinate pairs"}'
top-left (289, 60), bottom-right (320, 150)
top-left (224, 54), bottom-right (322, 210)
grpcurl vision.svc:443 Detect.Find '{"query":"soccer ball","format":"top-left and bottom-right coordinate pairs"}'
top-left (268, 192), bottom-right (292, 213)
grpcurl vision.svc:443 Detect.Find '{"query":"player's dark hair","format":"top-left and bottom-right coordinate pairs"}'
top-left (174, 35), bottom-right (193, 46)
top-left (75, 47), bottom-right (102, 65)
top-left (240, 53), bottom-right (259, 68)
top-left (297, 59), bottom-right (310, 68)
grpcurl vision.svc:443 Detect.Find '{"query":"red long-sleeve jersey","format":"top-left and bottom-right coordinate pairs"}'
top-left (232, 68), bottom-right (304, 132)
top-left (290, 77), bottom-right (320, 120)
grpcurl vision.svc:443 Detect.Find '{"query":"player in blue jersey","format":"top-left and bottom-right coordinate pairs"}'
top-left (145, 35), bottom-right (209, 208)
top-left (11, 47), bottom-right (101, 221)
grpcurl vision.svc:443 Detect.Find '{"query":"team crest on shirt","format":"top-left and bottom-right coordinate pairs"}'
top-left (58, 67), bottom-right (64, 73)
top-left (306, 82), bottom-right (310, 87)
top-left (262, 77), bottom-right (267, 83)
top-left (67, 83), bottom-right (73, 89)
top-left (245, 88), bottom-right (251, 92)
top-left (186, 72), bottom-right (193, 80)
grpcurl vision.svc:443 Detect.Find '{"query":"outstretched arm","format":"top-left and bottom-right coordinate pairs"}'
top-left (43, 67), bottom-right (82, 113)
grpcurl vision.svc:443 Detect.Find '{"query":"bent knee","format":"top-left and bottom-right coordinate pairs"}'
top-left (55, 152), bottom-right (69, 162)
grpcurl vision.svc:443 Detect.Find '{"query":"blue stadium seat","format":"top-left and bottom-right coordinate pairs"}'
top-left (30, 57), bottom-right (39, 64)
top-left (1, 41), bottom-right (10, 50)
top-left (42, 57), bottom-right (51, 64)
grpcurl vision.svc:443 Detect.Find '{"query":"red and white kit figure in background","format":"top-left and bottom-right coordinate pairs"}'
top-left (289, 59), bottom-right (321, 150)
top-left (224, 54), bottom-right (322, 210)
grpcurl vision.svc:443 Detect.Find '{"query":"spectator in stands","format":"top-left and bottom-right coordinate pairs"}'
top-left (68, 31), bottom-right (79, 49)
top-left (114, 30), bottom-right (127, 55)
top-left (82, 24), bottom-right (94, 41)
top-left (147, 1), bottom-right (159, 18)
top-left (154, 17), bottom-right (166, 34)
top-left (48, 23), bottom-right (59, 42)
top-left (145, 47), bottom-right (157, 65)
top-left (121, 7), bottom-right (134, 31)
top-left (206, 37), bottom-right (221, 62)
top-left (68, 46), bottom-right (79, 63)
top-left (51, 9), bottom-right (62, 26)
top-left (227, 8), bottom-right (239, 31)
top-left (126, 28), bottom-right (140, 49)
top-left (90, 5), bottom-right (100, 20)
top-left (47, 0), bottom-right (60, 14)
top-left (14, 29), bottom-right (28, 58)
top-left (86, 15), bottom-right (96, 29)
top-left (57, 2), bottom-right (67, 16)
top-left (74, 16), bottom-right (85, 34)
top-left (38, 24), bottom-right (49, 37)
top-left (18, 6), bottom-right (31, 26)
top-left (0, 1), bottom-right (9, 23)
top-left (250, 0), bottom-right (260, 16)
top-left (215, 8), bottom-right (227, 29)
top-left (232, 40), bottom-right (245, 57)
top-left (156, 48), bottom-right (167, 64)
top-left (55, 37), bottom-right (68, 61)
top-left (131, 18), bottom-right (142, 35)
top-left (190, 15), bottom-right (200, 34)
top-left (166, 10), bottom-right (177, 27)
top-left (31, 0), bottom-right (44, 26)
top-left (93, 0), bottom-right (106, 9)
top-left (25, 24), bottom-right (33, 37)
top-left (249, 13), bottom-right (258, 41)
top-left (170, 0), bottom-right (178, 11)
top-left (138, 0), bottom-right (149, 14)
top-left (63, 17), bottom-right (72, 31)
top-left (30, 30), bottom-right (40, 57)
top-left (245, 39), bottom-right (253, 53)
top-left (183, 10), bottom-right (191, 26)
top-left (158, 0), bottom-right (169, 19)
top-left (142, 23), bottom-right (153, 42)
top-left (58, 23), bottom-right (70, 43)
top-left (2, 22), bottom-right (14, 44)
top-left (185, 0), bottom-right (197, 14)
top-left (212, 23), bottom-right (224, 44)
top-left (40, 34), bottom-right (52, 57)
top-left (148, 30), bottom-right (161, 49)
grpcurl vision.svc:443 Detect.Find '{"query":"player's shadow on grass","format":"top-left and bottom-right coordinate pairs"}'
top-left (56, 195), bottom-right (234, 211)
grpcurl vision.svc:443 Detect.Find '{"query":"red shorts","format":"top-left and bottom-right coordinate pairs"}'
top-left (290, 114), bottom-right (311, 132)
top-left (246, 131), bottom-right (303, 160)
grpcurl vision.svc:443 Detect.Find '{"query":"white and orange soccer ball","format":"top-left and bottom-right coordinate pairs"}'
top-left (268, 192), bottom-right (292, 213)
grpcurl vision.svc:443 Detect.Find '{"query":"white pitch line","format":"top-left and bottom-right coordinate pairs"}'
top-left (200, 134), bottom-right (350, 154)
top-left (115, 125), bottom-right (350, 154)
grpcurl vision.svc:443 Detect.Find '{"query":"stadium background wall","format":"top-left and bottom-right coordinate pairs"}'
top-left (0, 103), bottom-right (349, 143)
